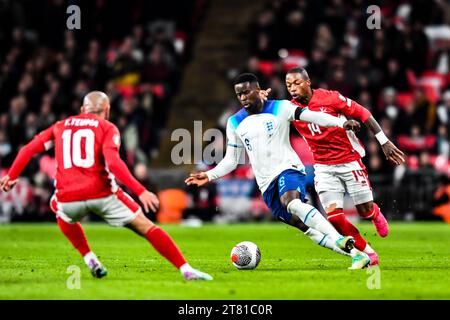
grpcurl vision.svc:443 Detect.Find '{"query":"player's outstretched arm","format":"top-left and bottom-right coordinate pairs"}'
top-left (102, 146), bottom-right (159, 211)
top-left (332, 92), bottom-right (405, 165)
top-left (184, 145), bottom-right (240, 187)
top-left (296, 108), bottom-right (347, 128)
top-left (185, 118), bottom-right (243, 187)
top-left (102, 127), bottom-right (159, 212)
top-left (364, 115), bottom-right (405, 165)
top-left (0, 135), bottom-right (49, 192)
top-left (103, 151), bottom-right (159, 213)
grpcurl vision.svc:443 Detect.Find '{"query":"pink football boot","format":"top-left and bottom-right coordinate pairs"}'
top-left (372, 211), bottom-right (389, 237)
top-left (367, 252), bottom-right (379, 266)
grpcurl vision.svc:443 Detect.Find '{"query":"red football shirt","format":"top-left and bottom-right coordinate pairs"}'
top-left (26, 113), bottom-right (144, 202)
top-left (292, 89), bottom-right (371, 165)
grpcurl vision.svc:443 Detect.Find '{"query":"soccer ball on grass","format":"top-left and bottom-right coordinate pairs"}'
top-left (230, 241), bottom-right (261, 270)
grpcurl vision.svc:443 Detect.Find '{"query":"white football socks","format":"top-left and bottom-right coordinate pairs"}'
top-left (179, 263), bottom-right (194, 275)
top-left (349, 248), bottom-right (365, 258)
top-left (83, 251), bottom-right (100, 266)
top-left (363, 244), bottom-right (375, 254)
top-left (287, 199), bottom-right (342, 243)
top-left (304, 228), bottom-right (350, 256)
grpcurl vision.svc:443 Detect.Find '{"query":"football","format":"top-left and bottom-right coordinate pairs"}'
top-left (230, 241), bottom-right (261, 270)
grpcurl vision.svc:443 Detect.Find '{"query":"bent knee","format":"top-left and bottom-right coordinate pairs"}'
top-left (324, 203), bottom-right (340, 214)
top-left (128, 212), bottom-right (155, 235)
top-left (281, 198), bottom-right (291, 208)
top-left (319, 192), bottom-right (344, 213)
top-left (280, 191), bottom-right (300, 208)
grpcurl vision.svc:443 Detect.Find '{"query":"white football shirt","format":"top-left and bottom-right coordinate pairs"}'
top-left (208, 100), bottom-right (305, 193)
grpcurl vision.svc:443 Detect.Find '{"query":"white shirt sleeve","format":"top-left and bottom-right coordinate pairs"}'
top-left (280, 100), bottom-right (299, 121)
top-left (205, 119), bottom-right (243, 181)
top-left (298, 108), bottom-right (346, 128)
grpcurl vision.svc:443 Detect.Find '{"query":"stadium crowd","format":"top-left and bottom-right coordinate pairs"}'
top-left (0, 0), bottom-right (206, 221)
top-left (213, 0), bottom-right (450, 222)
top-left (241, 0), bottom-right (450, 175)
top-left (0, 0), bottom-right (449, 223)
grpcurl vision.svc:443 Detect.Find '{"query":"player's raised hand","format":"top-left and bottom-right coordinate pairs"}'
top-left (259, 88), bottom-right (272, 101)
top-left (381, 141), bottom-right (405, 165)
top-left (0, 175), bottom-right (18, 192)
top-left (185, 172), bottom-right (209, 187)
top-left (139, 190), bottom-right (160, 213)
top-left (343, 120), bottom-right (361, 132)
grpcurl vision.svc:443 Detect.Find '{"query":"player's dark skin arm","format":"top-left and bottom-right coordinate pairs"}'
top-left (350, 116), bottom-right (405, 213)
top-left (261, 88), bottom-right (362, 132)
top-left (364, 116), bottom-right (405, 165)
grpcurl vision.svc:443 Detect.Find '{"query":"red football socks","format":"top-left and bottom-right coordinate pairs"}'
top-left (328, 209), bottom-right (367, 251)
top-left (56, 217), bottom-right (91, 256)
top-left (145, 226), bottom-right (187, 269)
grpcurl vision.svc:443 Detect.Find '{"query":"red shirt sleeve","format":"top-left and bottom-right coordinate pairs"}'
top-left (8, 125), bottom-right (54, 180)
top-left (330, 91), bottom-right (372, 122)
top-left (36, 125), bottom-right (55, 150)
top-left (102, 124), bottom-right (146, 196)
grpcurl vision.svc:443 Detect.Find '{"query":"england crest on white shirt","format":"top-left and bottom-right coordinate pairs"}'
top-left (263, 120), bottom-right (275, 136)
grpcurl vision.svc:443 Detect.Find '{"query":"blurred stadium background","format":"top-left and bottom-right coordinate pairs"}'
top-left (0, 0), bottom-right (449, 225)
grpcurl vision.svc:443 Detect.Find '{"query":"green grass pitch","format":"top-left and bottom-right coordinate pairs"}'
top-left (0, 222), bottom-right (449, 299)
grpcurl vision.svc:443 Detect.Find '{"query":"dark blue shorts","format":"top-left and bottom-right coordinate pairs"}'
top-left (262, 169), bottom-right (307, 223)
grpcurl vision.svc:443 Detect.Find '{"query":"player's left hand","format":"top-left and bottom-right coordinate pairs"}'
top-left (343, 120), bottom-right (361, 132)
top-left (0, 175), bottom-right (17, 192)
top-left (381, 141), bottom-right (406, 165)
top-left (259, 88), bottom-right (272, 101)
top-left (139, 190), bottom-right (160, 213)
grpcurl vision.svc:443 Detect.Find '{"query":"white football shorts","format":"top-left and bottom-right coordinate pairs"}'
top-left (314, 159), bottom-right (373, 210)
top-left (50, 189), bottom-right (141, 227)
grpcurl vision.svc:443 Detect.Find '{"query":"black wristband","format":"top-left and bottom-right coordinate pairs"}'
top-left (294, 107), bottom-right (304, 120)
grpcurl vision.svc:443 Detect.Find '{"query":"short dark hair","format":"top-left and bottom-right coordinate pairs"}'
top-left (286, 67), bottom-right (310, 80)
top-left (233, 73), bottom-right (259, 86)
